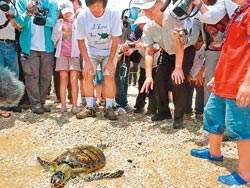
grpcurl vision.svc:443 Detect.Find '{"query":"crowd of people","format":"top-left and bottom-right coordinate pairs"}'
top-left (0, 0), bottom-right (250, 186)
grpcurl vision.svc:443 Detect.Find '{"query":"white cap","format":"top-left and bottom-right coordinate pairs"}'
top-left (140, 0), bottom-right (157, 10)
top-left (59, 1), bottom-right (74, 15)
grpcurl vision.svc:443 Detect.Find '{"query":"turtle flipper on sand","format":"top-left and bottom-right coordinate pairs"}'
top-left (37, 145), bottom-right (124, 188)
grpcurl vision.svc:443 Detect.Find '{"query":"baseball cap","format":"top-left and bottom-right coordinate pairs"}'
top-left (59, 1), bottom-right (74, 15)
top-left (140, 0), bottom-right (157, 10)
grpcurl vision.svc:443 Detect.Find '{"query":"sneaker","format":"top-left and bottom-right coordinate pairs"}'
top-left (104, 107), bottom-right (118, 120)
top-left (9, 106), bottom-right (22, 113)
top-left (71, 106), bottom-right (81, 114)
top-left (42, 106), bottom-right (51, 113)
top-left (151, 113), bottom-right (172, 121)
top-left (124, 105), bottom-right (134, 113)
top-left (173, 118), bottom-right (184, 129)
top-left (31, 107), bottom-right (44, 114)
top-left (117, 107), bottom-right (127, 116)
top-left (75, 107), bottom-right (96, 119)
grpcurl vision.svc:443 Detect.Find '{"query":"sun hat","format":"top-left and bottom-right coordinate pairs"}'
top-left (140, 0), bottom-right (157, 10)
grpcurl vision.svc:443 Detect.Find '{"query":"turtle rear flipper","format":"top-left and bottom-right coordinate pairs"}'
top-left (82, 170), bottom-right (124, 182)
top-left (37, 157), bottom-right (57, 172)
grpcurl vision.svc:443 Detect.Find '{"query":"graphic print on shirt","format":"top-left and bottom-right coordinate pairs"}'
top-left (89, 23), bottom-right (110, 45)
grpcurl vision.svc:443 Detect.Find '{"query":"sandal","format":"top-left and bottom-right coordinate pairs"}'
top-left (0, 109), bottom-right (10, 118)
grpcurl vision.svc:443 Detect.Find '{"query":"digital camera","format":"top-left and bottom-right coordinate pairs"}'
top-left (32, 0), bottom-right (49, 26)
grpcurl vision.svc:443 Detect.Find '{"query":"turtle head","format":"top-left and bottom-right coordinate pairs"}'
top-left (50, 171), bottom-right (66, 188)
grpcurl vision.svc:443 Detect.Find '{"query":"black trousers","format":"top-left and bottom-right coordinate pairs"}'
top-left (154, 45), bottom-right (195, 119)
top-left (134, 67), bottom-right (157, 112)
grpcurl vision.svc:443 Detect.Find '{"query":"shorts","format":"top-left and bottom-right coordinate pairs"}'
top-left (204, 93), bottom-right (250, 141)
top-left (55, 56), bottom-right (80, 71)
top-left (82, 54), bottom-right (116, 76)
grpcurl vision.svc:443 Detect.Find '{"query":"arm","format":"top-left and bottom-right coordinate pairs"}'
top-left (193, 0), bottom-right (227, 24)
top-left (171, 29), bottom-right (185, 85)
top-left (51, 19), bottom-right (63, 43)
top-left (78, 40), bottom-right (94, 76)
top-left (44, 0), bottom-right (58, 28)
top-left (140, 44), bottom-right (154, 93)
top-left (236, 65), bottom-right (250, 106)
top-left (15, 0), bottom-right (32, 27)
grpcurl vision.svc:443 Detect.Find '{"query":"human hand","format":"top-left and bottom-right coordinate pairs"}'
top-left (82, 62), bottom-right (94, 77)
top-left (104, 60), bottom-right (116, 76)
top-left (195, 72), bottom-right (204, 86)
top-left (140, 77), bottom-right (154, 93)
top-left (207, 77), bottom-right (214, 90)
top-left (192, 0), bottom-right (202, 6)
top-left (26, 1), bottom-right (34, 16)
top-left (171, 68), bottom-right (184, 85)
top-left (236, 81), bottom-right (250, 106)
top-left (187, 74), bottom-right (193, 85)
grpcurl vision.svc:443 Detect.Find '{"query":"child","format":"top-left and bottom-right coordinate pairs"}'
top-left (185, 34), bottom-right (205, 121)
top-left (191, 1), bottom-right (250, 186)
top-left (52, 1), bottom-right (81, 114)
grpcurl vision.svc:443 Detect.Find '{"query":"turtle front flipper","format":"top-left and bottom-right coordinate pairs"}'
top-left (82, 170), bottom-right (124, 182)
top-left (37, 157), bottom-right (57, 172)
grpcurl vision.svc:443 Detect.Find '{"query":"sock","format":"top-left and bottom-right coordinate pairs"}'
top-left (86, 97), bottom-right (94, 107)
top-left (106, 98), bottom-right (113, 108)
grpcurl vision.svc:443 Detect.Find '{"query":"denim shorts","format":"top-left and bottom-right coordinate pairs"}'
top-left (204, 93), bottom-right (250, 141)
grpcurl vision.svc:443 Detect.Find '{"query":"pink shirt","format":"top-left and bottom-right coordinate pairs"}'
top-left (60, 21), bottom-right (73, 57)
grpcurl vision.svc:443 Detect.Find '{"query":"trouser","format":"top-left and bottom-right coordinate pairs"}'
top-left (21, 50), bottom-right (54, 108)
top-left (135, 67), bottom-right (157, 112)
top-left (185, 81), bottom-right (204, 115)
top-left (115, 55), bottom-right (130, 108)
top-left (155, 46), bottom-right (195, 119)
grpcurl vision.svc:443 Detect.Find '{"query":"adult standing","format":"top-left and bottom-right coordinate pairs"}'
top-left (140, 0), bottom-right (196, 129)
top-left (75, 0), bottom-right (122, 120)
top-left (15, 0), bottom-right (58, 114)
top-left (0, 1), bottom-right (22, 117)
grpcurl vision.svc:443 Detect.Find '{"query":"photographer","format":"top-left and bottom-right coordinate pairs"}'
top-left (140, 0), bottom-right (195, 129)
top-left (0, 0), bottom-right (22, 117)
top-left (15, 0), bottom-right (58, 114)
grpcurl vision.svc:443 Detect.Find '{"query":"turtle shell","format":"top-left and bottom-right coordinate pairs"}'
top-left (53, 145), bottom-right (106, 171)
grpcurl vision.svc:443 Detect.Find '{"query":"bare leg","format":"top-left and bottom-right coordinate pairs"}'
top-left (70, 70), bottom-right (79, 108)
top-left (83, 74), bottom-right (95, 97)
top-left (102, 75), bottom-right (116, 99)
top-left (237, 140), bottom-right (250, 182)
top-left (95, 84), bottom-right (103, 104)
top-left (208, 133), bottom-right (223, 157)
top-left (59, 71), bottom-right (69, 107)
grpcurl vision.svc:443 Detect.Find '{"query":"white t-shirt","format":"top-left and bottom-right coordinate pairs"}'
top-left (76, 6), bottom-right (122, 56)
top-left (190, 45), bottom-right (205, 79)
top-left (0, 6), bottom-right (16, 40)
top-left (30, 17), bottom-right (46, 51)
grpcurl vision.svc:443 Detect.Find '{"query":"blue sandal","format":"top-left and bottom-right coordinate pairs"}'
top-left (190, 148), bottom-right (223, 162)
top-left (217, 172), bottom-right (248, 185)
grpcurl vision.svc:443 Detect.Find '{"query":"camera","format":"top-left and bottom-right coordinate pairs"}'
top-left (128, 41), bottom-right (135, 48)
top-left (172, 0), bottom-right (192, 17)
top-left (32, 0), bottom-right (49, 26)
top-left (0, 0), bottom-right (10, 12)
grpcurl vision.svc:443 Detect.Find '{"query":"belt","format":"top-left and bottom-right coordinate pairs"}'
top-left (0, 39), bottom-right (15, 44)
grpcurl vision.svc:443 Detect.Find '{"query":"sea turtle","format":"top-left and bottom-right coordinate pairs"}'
top-left (98, 32), bottom-right (110, 40)
top-left (37, 145), bottom-right (124, 188)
